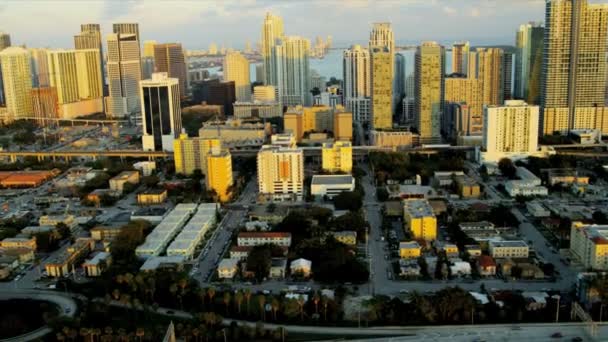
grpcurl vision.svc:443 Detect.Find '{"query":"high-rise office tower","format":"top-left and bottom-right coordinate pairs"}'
top-left (140, 72), bottom-right (182, 151)
top-left (74, 24), bottom-right (104, 93)
top-left (105, 33), bottom-right (142, 117)
top-left (0, 32), bottom-right (11, 107)
top-left (467, 50), bottom-right (478, 79)
top-left (223, 51), bottom-right (251, 102)
top-left (343, 44), bottom-right (371, 124)
top-left (371, 47), bottom-right (393, 129)
top-left (502, 53), bottom-right (513, 101)
top-left (451, 41), bottom-right (470, 75)
top-left (395, 53), bottom-right (406, 99)
top-left (113, 23), bottom-right (140, 42)
top-left (415, 42), bottom-right (444, 144)
top-left (143, 40), bottom-right (157, 58)
top-left (0, 32), bottom-right (10, 51)
top-left (262, 12), bottom-right (284, 86)
top-left (541, 0), bottom-right (608, 134)
top-left (275, 36), bottom-right (311, 106)
top-left (369, 23), bottom-right (395, 117)
top-left (154, 43), bottom-right (188, 95)
top-left (514, 22), bottom-right (543, 103)
top-left (141, 57), bottom-right (155, 80)
top-left (257, 145), bottom-right (304, 201)
top-left (483, 100), bottom-right (539, 162)
top-left (48, 49), bottom-right (104, 118)
top-left (476, 48), bottom-right (504, 106)
top-left (0, 47), bottom-right (33, 121)
top-left (444, 75), bottom-right (483, 137)
top-left (29, 48), bottom-right (50, 88)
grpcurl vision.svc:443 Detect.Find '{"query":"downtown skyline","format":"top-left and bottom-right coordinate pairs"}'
top-left (1, 0), bottom-right (548, 50)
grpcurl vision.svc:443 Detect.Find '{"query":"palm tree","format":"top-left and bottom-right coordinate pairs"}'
top-left (234, 290), bottom-right (243, 315)
top-left (271, 297), bottom-right (280, 321)
top-left (192, 327), bottom-right (200, 342)
top-left (67, 329), bottom-right (78, 341)
top-left (112, 288), bottom-right (121, 301)
top-left (244, 288), bottom-right (252, 315)
top-left (104, 326), bottom-right (113, 337)
top-left (56, 333), bottom-right (66, 342)
top-left (198, 288), bottom-right (207, 310)
top-left (223, 291), bottom-right (232, 315)
top-left (297, 296), bottom-right (306, 321)
top-left (312, 292), bottom-right (320, 315)
top-left (258, 294), bottom-right (266, 321)
top-left (79, 327), bottom-right (90, 342)
top-left (321, 296), bottom-right (329, 321)
top-left (207, 286), bottom-right (216, 307)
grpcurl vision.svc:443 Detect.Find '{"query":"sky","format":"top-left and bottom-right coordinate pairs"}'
top-left (0, 0), bottom-right (548, 50)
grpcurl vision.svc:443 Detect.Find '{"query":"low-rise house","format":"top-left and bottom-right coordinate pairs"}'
top-left (133, 161), bottom-right (156, 177)
top-left (498, 258), bottom-right (515, 276)
top-left (399, 259), bottom-right (421, 277)
top-left (465, 245), bottom-right (482, 258)
top-left (218, 258), bottom-right (239, 279)
top-left (0, 237), bottom-right (37, 251)
top-left (399, 241), bottom-right (422, 259)
top-left (310, 175), bottom-right (355, 199)
top-left (489, 240), bottom-right (529, 259)
top-left (438, 242), bottom-right (459, 257)
top-left (518, 262), bottom-right (545, 279)
top-left (450, 261), bottom-right (472, 276)
top-left (290, 258), bottom-right (312, 277)
top-left (39, 214), bottom-right (77, 230)
top-left (2, 248), bottom-right (35, 263)
top-left (270, 258), bottom-right (287, 279)
top-left (526, 201), bottom-right (550, 218)
top-left (459, 221), bottom-right (499, 241)
top-left (86, 189), bottom-right (120, 206)
top-left (83, 252), bottom-right (112, 277)
top-left (237, 232), bottom-right (292, 247)
top-left (20, 225), bottom-right (55, 237)
top-left (109, 171), bottom-right (140, 194)
top-left (44, 238), bottom-right (95, 277)
top-left (137, 189), bottom-right (168, 205)
top-left (139, 256), bottom-right (185, 272)
top-left (244, 221), bottom-right (270, 231)
top-left (248, 205), bottom-right (290, 224)
top-left (505, 167), bottom-right (548, 197)
top-left (90, 226), bottom-right (123, 241)
top-left (456, 176), bottom-right (481, 198)
top-left (522, 292), bottom-right (549, 311)
top-left (477, 255), bottom-right (496, 276)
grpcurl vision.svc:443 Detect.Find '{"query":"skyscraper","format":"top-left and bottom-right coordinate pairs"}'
top-left (0, 47), bottom-right (33, 122)
top-left (154, 43), bottom-right (188, 95)
top-left (415, 41), bottom-right (444, 144)
top-left (105, 33), bottom-right (142, 117)
top-left (262, 13), bottom-right (284, 86)
top-left (451, 41), bottom-right (470, 75)
top-left (369, 23), bottom-right (395, 118)
top-left (275, 36), bottom-right (311, 106)
top-left (29, 48), bottom-right (50, 87)
top-left (395, 53), bottom-right (406, 99)
top-left (541, 0), bottom-right (608, 134)
top-left (444, 75), bottom-right (483, 137)
top-left (223, 51), bottom-right (251, 102)
top-left (371, 47), bottom-right (393, 130)
top-left (74, 24), bottom-right (104, 84)
top-left (502, 52), bottom-right (513, 101)
top-left (514, 22), bottom-right (544, 103)
top-left (143, 40), bottom-right (157, 58)
top-left (343, 44), bottom-right (371, 124)
top-left (113, 23), bottom-right (140, 42)
top-left (476, 48), bottom-right (504, 106)
top-left (140, 73), bottom-right (182, 151)
top-left (48, 49), bottom-right (103, 118)
top-left (483, 100), bottom-right (539, 162)
top-left (0, 32), bottom-right (10, 51)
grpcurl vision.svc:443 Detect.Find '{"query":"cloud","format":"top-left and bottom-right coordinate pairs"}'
top-left (470, 7), bottom-right (481, 17)
top-left (442, 6), bottom-right (457, 16)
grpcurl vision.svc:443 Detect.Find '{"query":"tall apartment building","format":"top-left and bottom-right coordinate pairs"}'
top-left (173, 133), bottom-right (221, 176)
top-left (29, 48), bottom-right (50, 87)
top-left (105, 33), bottom-right (142, 117)
top-left (48, 49), bottom-right (104, 118)
top-left (74, 24), bottom-right (104, 84)
top-left (444, 75), bottom-right (483, 138)
top-left (224, 51), bottom-right (251, 102)
top-left (322, 141), bottom-right (353, 173)
top-left (541, 0), bottom-right (608, 135)
top-left (154, 43), bottom-right (188, 95)
top-left (502, 53), bottom-right (513, 100)
top-left (570, 222), bottom-right (608, 270)
top-left (275, 36), bottom-right (311, 106)
top-left (257, 145), bottom-right (304, 201)
top-left (0, 32), bottom-right (11, 107)
top-left (395, 52), bottom-right (406, 100)
top-left (140, 73), bottom-right (182, 151)
top-left (113, 23), bottom-right (140, 42)
top-left (482, 100), bottom-right (539, 162)
top-left (283, 105), bottom-right (352, 142)
top-left (371, 47), bottom-right (393, 129)
top-left (451, 41), bottom-right (470, 75)
top-left (31, 87), bottom-right (59, 123)
top-left (476, 48), bottom-right (504, 106)
top-left (515, 22), bottom-right (543, 103)
top-left (262, 12), bottom-right (284, 86)
top-left (143, 40), bottom-right (157, 58)
top-left (206, 148), bottom-right (233, 202)
top-left (343, 45), bottom-right (371, 125)
top-left (0, 47), bottom-right (33, 122)
top-left (415, 42), bottom-right (444, 144)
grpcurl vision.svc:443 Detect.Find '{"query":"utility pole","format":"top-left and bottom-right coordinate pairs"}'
top-left (553, 295), bottom-right (561, 323)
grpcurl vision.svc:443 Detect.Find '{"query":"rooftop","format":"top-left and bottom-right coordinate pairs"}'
top-left (399, 241), bottom-right (421, 249)
top-left (238, 232), bottom-right (292, 239)
top-left (403, 199), bottom-right (435, 218)
top-left (311, 175), bottom-right (354, 185)
top-left (490, 240), bottom-right (528, 248)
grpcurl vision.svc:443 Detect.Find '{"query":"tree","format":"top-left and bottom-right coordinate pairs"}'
top-left (333, 191), bottom-right (363, 211)
top-left (141, 175), bottom-right (160, 188)
top-left (593, 211), bottom-right (608, 224)
top-left (246, 244), bottom-right (274, 281)
top-left (223, 291), bottom-right (232, 315)
top-left (271, 297), bottom-right (280, 321)
top-left (257, 295), bottom-right (266, 321)
top-left (498, 158), bottom-right (517, 179)
top-left (234, 290), bottom-right (243, 315)
top-left (376, 187), bottom-right (389, 201)
top-left (244, 289), bottom-right (252, 316)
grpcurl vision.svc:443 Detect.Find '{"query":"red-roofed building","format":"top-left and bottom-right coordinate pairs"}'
top-left (478, 255), bottom-right (496, 276)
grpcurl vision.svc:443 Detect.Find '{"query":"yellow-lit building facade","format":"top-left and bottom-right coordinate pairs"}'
top-left (399, 241), bottom-right (422, 259)
top-left (415, 42), bottom-right (444, 144)
top-left (257, 145), bottom-right (304, 201)
top-left (321, 141), bottom-right (352, 173)
top-left (570, 222), bottom-right (608, 270)
top-left (334, 111), bottom-right (353, 141)
top-left (403, 199), bottom-right (437, 241)
top-left (370, 48), bottom-right (393, 130)
top-left (173, 133), bottom-right (221, 176)
top-left (137, 189), bottom-right (168, 205)
top-left (283, 105), bottom-right (352, 142)
top-left (206, 149), bottom-right (234, 202)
